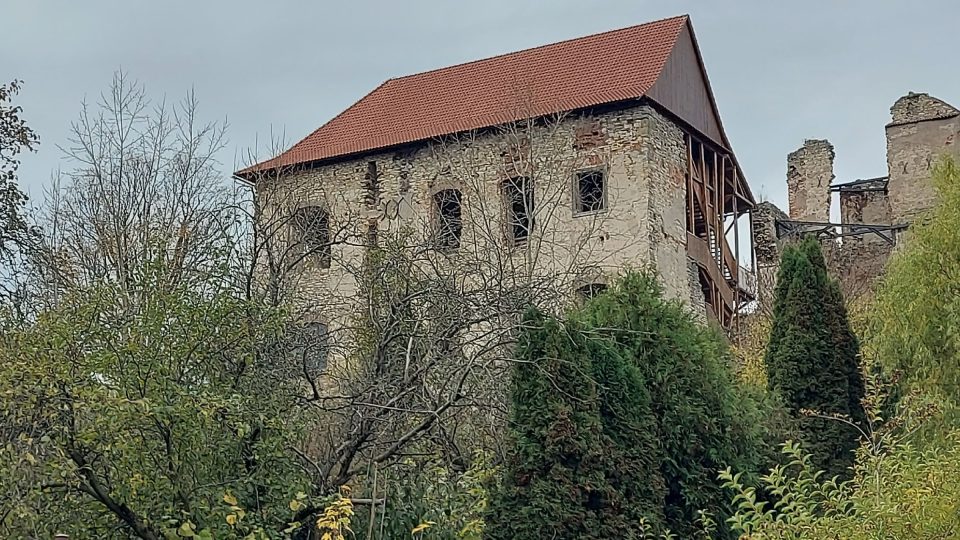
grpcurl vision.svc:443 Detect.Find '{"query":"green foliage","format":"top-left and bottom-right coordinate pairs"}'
top-left (486, 309), bottom-right (665, 539)
top-left (869, 158), bottom-right (960, 432)
top-left (352, 451), bottom-right (498, 540)
top-left (721, 412), bottom-right (960, 538)
top-left (765, 236), bottom-right (865, 480)
top-left (0, 270), bottom-right (311, 539)
top-left (577, 272), bottom-right (771, 537)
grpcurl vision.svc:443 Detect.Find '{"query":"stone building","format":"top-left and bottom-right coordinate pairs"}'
top-left (237, 14), bottom-right (757, 367)
top-left (754, 92), bottom-right (960, 300)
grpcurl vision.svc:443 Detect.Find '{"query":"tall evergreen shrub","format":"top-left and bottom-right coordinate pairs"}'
top-left (486, 309), bottom-right (665, 539)
top-left (765, 236), bottom-right (865, 480)
top-left (577, 272), bottom-right (768, 538)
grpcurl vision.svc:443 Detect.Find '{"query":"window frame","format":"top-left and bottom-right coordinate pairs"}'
top-left (572, 167), bottom-right (608, 216)
top-left (289, 320), bottom-right (330, 378)
top-left (576, 282), bottom-right (609, 301)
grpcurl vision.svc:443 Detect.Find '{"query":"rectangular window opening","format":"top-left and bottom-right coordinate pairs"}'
top-left (434, 189), bottom-right (463, 250)
top-left (576, 282), bottom-right (608, 301)
top-left (504, 176), bottom-right (533, 244)
top-left (575, 170), bottom-right (606, 214)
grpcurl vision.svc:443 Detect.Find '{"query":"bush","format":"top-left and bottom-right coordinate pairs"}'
top-left (721, 383), bottom-right (960, 540)
top-left (868, 158), bottom-right (960, 439)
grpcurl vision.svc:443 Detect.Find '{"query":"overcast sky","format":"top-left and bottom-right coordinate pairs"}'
top-left (4, 0), bottom-right (957, 212)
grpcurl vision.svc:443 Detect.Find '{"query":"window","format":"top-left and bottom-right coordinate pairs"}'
top-left (576, 282), bottom-right (608, 300)
top-left (574, 170), bottom-right (606, 214)
top-left (290, 321), bottom-right (329, 376)
top-left (292, 206), bottom-right (331, 268)
top-left (503, 176), bottom-right (534, 243)
top-left (433, 189), bottom-right (463, 250)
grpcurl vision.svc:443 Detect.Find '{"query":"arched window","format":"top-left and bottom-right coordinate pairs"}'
top-left (503, 176), bottom-right (534, 244)
top-left (292, 206), bottom-right (331, 268)
top-left (433, 189), bottom-right (463, 250)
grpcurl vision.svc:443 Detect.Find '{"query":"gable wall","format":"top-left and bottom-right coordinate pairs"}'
top-left (647, 24), bottom-right (725, 146)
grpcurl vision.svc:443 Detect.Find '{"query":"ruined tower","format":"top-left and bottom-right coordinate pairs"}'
top-left (885, 92), bottom-right (960, 224)
top-left (787, 139), bottom-right (834, 222)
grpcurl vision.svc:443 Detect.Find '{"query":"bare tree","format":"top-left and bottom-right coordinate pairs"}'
top-left (32, 71), bottom-right (234, 308)
top-left (237, 102), bottom-right (647, 525)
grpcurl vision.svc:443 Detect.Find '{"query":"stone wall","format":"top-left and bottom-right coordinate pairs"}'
top-left (886, 93), bottom-right (960, 224)
top-left (751, 201), bottom-right (789, 308)
top-left (787, 139), bottom-right (834, 222)
top-left (260, 102), bottom-right (702, 363)
top-left (757, 92), bottom-right (959, 309)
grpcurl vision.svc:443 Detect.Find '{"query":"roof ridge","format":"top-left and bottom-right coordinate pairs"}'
top-left (387, 14), bottom-right (689, 83)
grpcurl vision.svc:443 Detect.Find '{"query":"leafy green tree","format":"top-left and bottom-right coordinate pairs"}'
top-left (869, 158), bottom-right (960, 427)
top-left (720, 369), bottom-right (960, 540)
top-left (577, 272), bottom-right (769, 538)
top-left (765, 236), bottom-right (865, 480)
top-left (486, 309), bottom-right (665, 539)
top-left (0, 266), bottom-right (312, 539)
top-left (0, 79), bottom-right (40, 315)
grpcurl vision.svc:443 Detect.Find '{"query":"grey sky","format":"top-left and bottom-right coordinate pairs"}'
top-left (4, 0), bottom-right (958, 212)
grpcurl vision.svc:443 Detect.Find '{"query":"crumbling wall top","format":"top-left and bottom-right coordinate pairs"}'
top-left (787, 138), bottom-right (835, 162)
top-left (888, 92), bottom-right (960, 127)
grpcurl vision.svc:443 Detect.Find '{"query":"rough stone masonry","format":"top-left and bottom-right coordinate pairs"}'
top-left (756, 92), bottom-right (960, 301)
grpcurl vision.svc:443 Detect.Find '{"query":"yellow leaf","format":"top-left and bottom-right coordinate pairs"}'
top-left (411, 520), bottom-right (436, 534)
top-left (289, 498), bottom-right (304, 512)
top-left (226, 514), bottom-right (237, 526)
top-left (223, 492), bottom-right (238, 506)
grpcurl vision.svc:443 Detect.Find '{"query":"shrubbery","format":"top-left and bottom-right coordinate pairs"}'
top-left (488, 272), bottom-right (773, 538)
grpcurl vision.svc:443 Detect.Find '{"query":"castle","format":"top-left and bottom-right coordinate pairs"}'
top-left (753, 92), bottom-right (960, 302)
top-left (238, 15), bottom-right (759, 373)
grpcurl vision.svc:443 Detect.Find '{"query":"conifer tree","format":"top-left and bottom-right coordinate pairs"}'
top-left (486, 309), bottom-right (665, 539)
top-left (765, 236), bottom-right (865, 480)
top-left (578, 272), bottom-right (767, 538)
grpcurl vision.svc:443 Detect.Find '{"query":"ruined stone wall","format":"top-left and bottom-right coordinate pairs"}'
top-left (261, 103), bottom-right (700, 363)
top-left (886, 93), bottom-right (960, 224)
top-left (758, 93), bottom-right (960, 309)
top-left (838, 184), bottom-right (893, 248)
top-left (751, 201), bottom-right (789, 309)
top-left (787, 139), bottom-right (834, 222)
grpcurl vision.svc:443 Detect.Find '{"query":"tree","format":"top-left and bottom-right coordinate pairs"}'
top-left (486, 309), bottom-right (664, 539)
top-left (869, 158), bottom-right (960, 427)
top-left (765, 236), bottom-right (865, 480)
top-left (0, 79), bottom-right (40, 315)
top-left (0, 265), bottom-right (315, 539)
top-left (577, 271), bottom-right (769, 538)
top-left (237, 104), bottom-right (658, 533)
top-left (34, 71), bottom-right (234, 309)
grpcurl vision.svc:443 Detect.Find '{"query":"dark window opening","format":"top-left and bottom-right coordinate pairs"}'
top-left (575, 170), bottom-right (606, 213)
top-left (292, 206), bottom-right (331, 268)
top-left (434, 189), bottom-right (463, 250)
top-left (504, 176), bottom-right (534, 243)
top-left (576, 283), bottom-right (608, 300)
top-left (291, 321), bottom-right (329, 377)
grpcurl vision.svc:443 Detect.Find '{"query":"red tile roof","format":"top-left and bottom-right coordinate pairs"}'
top-left (241, 15), bottom-right (688, 174)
